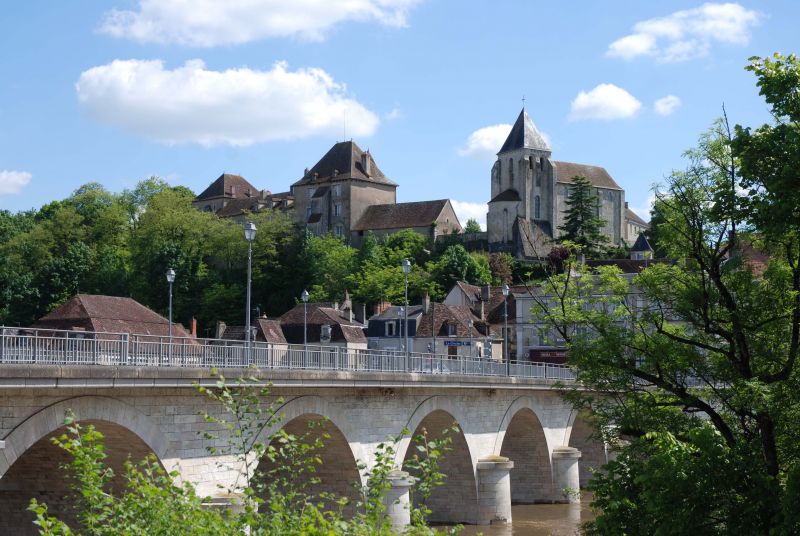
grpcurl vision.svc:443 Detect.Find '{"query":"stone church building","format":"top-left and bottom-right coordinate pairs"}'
top-left (487, 109), bottom-right (627, 259)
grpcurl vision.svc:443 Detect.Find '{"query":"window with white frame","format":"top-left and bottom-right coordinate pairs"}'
top-left (386, 322), bottom-right (396, 336)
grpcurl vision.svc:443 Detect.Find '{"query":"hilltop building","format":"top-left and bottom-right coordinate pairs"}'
top-left (192, 173), bottom-right (293, 221)
top-left (487, 108), bottom-right (646, 259)
top-left (291, 140), bottom-right (462, 243)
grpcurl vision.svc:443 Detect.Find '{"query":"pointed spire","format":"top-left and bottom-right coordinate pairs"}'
top-left (498, 108), bottom-right (550, 154)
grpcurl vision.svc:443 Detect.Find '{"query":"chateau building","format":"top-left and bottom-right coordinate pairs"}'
top-left (192, 173), bottom-right (293, 221)
top-left (487, 109), bottom-right (636, 259)
top-left (291, 140), bottom-right (462, 244)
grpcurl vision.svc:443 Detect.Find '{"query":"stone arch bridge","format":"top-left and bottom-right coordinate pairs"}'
top-left (0, 332), bottom-right (607, 533)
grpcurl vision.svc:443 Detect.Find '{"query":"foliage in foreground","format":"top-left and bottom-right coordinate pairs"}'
top-left (29, 374), bottom-right (460, 535)
top-left (532, 53), bottom-right (800, 535)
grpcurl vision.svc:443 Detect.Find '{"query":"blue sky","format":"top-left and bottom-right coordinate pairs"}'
top-left (1, 1), bottom-right (798, 227)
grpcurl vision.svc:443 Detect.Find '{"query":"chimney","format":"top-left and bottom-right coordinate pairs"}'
top-left (333, 169), bottom-right (338, 177)
top-left (361, 152), bottom-right (371, 176)
top-left (215, 321), bottom-right (226, 339)
top-left (375, 300), bottom-right (391, 316)
top-left (423, 293), bottom-right (430, 314)
top-left (191, 317), bottom-right (197, 337)
top-left (304, 167), bottom-right (309, 176)
top-left (481, 284), bottom-right (491, 303)
top-left (313, 172), bottom-right (319, 181)
top-left (625, 201), bottom-right (629, 209)
top-left (358, 303), bottom-right (366, 324)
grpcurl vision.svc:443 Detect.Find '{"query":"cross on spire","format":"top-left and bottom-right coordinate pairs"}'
top-left (522, 95), bottom-right (526, 109)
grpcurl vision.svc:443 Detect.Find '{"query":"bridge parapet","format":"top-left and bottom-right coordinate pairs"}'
top-left (0, 327), bottom-right (575, 382)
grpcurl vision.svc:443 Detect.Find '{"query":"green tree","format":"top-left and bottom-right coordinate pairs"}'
top-left (431, 245), bottom-right (491, 291)
top-left (299, 233), bottom-right (359, 302)
top-left (557, 175), bottom-right (608, 257)
top-left (534, 56), bottom-right (800, 534)
top-left (463, 218), bottom-right (482, 234)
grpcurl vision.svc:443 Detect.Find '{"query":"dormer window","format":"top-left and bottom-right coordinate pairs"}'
top-left (446, 322), bottom-right (456, 336)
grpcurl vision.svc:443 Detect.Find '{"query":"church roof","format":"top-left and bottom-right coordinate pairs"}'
top-left (625, 207), bottom-right (649, 226)
top-left (499, 108), bottom-right (551, 154)
top-left (631, 232), bottom-right (654, 252)
top-left (195, 173), bottom-right (259, 201)
top-left (292, 141), bottom-right (397, 187)
top-left (554, 161), bottom-right (622, 190)
top-left (352, 199), bottom-right (454, 231)
top-left (489, 189), bottom-right (521, 203)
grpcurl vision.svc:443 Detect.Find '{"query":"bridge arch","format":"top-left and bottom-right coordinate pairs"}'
top-left (497, 405), bottom-right (553, 503)
top-left (253, 395), bottom-right (364, 511)
top-left (400, 405), bottom-right (479, 524)
top-left (0, 396), bottom-right (168, 535)
top-left (0, 395), bottom-right (168, 477)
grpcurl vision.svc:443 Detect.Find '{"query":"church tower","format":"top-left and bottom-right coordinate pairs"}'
top-left (487, 108), bottom-right (556, 256)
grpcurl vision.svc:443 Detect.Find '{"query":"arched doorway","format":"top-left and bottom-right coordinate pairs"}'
top-left (401, 409), bottom-right (478, 524)
top-left (569, 413), bottom-right (607, 488)
top-left (254, 413), bottom-right (362, 515)
top-left (0, 419), bottom-right (162, 535)
top-left (499, 408), bottom-right (552, 503)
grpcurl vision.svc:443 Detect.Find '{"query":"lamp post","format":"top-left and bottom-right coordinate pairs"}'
top-left (502, 283), bottom-right (510, 376)
top-left (301, 289), bottom-right (309, 350)
top-left (468, 318), bottom-right (474, 359)
top-left (244, 222), bottom-right (256, 365)
top-left (402, 259), bottom-right (411, 372)
top-left (166, 268), bottom-right (175, 364)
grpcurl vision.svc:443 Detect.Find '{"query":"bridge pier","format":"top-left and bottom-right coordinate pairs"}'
top-left (551, 446), bottom-right (582, 503)
top-left (382, 469), bottom-right (414, 531)
top-left (476, 456), bottom-right (514, 525)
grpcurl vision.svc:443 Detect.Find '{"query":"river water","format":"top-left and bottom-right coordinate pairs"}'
top-left (440, 497), bottom-right (595, 535)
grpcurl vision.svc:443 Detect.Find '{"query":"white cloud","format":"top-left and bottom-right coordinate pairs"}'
top-left (607, 3), bottom-right (760, 63)
top-left (451, 200), bottom-right (487, 231)
top-left (100, 0), bottom-right (423, 46)
top-left (458, 124), bottom-right (512, 158)
top-left (0, 170), bottom-right (32, 194)
top-left (654, 95), bottom-right (682, 116)
top-left (629, 193), bottom-right (656, 223)
top-left (75, 59), bottom-right (379, 146)
top-left (569, 84), bottom-right (642, 121)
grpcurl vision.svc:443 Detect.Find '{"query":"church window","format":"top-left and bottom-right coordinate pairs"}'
top-left (508, 158), bottom-right (514, 184)
top-left (529, 157), bottom-right (534, 170)
top-left (534, 195), bottom-right (541, 219)
top-left (540, 157), bottom-right (545, 169)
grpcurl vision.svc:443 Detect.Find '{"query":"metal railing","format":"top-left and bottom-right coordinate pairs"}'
top-left (0, 327), bottom-right (575, 381)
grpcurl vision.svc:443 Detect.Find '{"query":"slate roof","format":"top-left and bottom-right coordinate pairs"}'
top-left (352, 200), bottom-right (454, 231)
top-left (625, 207), bottom-right (649, 226)
top-left (499, 108), bottom-right (551, 153)
top-left (451, 282), bottom-right (521, 324)
top-left (631, 232), bottom-right (654, 253)
top-left (220, 318), bottom-right (287, 343)
top-left (33, 294), bottom-right (192, 338)
top-left (554, 161), bottom-right (622, 190)
top-left (292, 141), bottom-right (397, 187)
top-left (195, 173), bottom-right (260, 201)
top-left (215, 197), bottom-right (264, 218)
top-left (414, 303), bottom-right (496, 338)
top-left (279, 303), bottom-right (366, 344)
top-left (370, 305), bottom-right (425, 321)
top-left (489, 189), bottom-right (521, 203)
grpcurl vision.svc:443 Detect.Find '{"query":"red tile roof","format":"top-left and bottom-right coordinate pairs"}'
top-left (33, 294), bottom-right (193, 338)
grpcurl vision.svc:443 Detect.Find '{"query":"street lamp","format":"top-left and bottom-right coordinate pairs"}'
top-left (402, 258), bottom-right (411, 372)
top-left (244, 222), bottom-right (256, 365)
top-left (468, 318), bottom-right (474, 358)
top-left (502, 283), bottom-right (510, 376)
top-left (166, 268), bottom-right (175, 364)
top-left (301, 289), bottom-right (309, 350)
